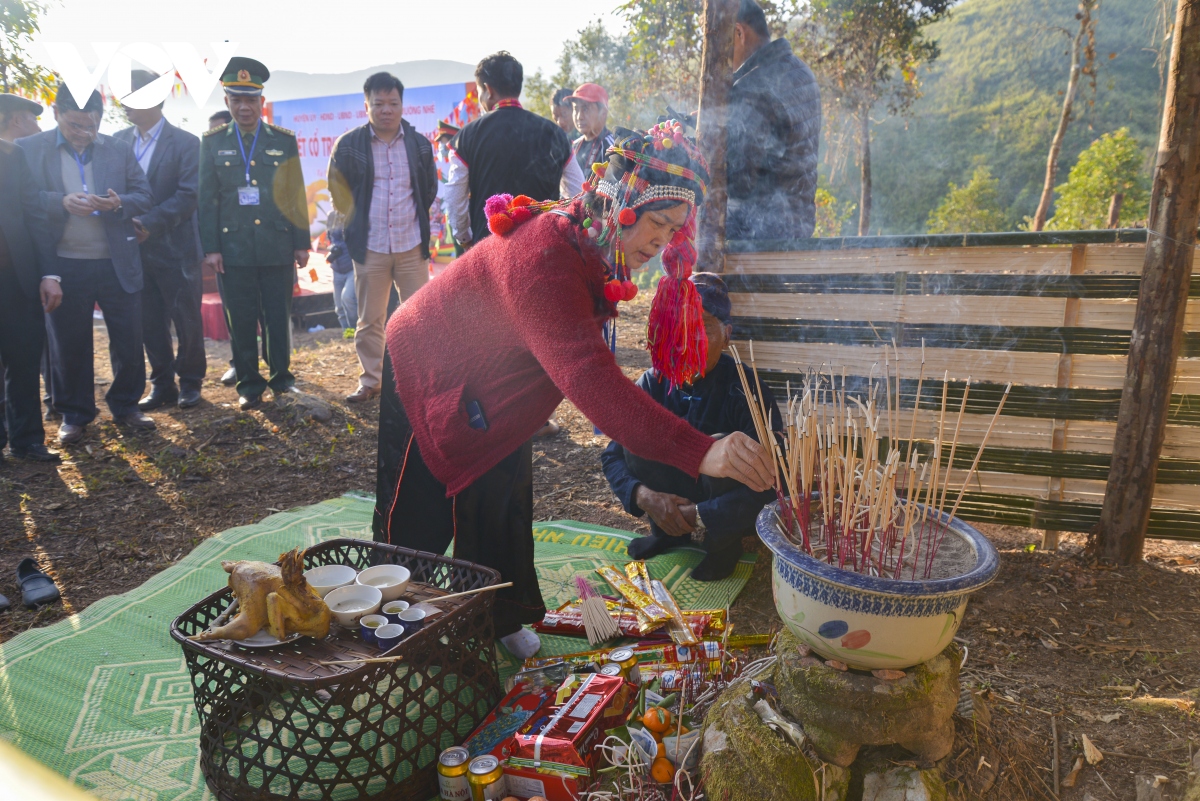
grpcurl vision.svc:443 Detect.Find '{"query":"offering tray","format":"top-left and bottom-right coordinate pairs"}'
top-left (170, 538), bottom-right (503, 801)
top-left (183, 576), bottom-right (481, 678)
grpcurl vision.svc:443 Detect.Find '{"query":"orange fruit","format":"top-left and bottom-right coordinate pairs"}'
top-left (651, 757), bottom-right (675, 783)
top-left (678, 725), bottom-right (690, 735)
top-left (656, 740), bottom-right (665, 759)
top-left (642, 707), bottom-right (672, 733)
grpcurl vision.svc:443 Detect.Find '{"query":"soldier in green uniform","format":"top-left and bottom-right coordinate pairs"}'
top-left (199, 57), bottom-right (310, 409)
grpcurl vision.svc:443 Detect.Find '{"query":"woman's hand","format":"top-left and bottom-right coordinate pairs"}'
top-left (698, 432), bottom-right (774, 492)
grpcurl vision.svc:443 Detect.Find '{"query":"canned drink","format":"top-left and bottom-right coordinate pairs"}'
top-left (467, 754), bottom-right (507, 801)
top-left (598, 662), bottom-right (623, 677)
top-left (437, 746), bottom-right (471, 801)
top-left (609, 647), bottom-right (641, 684)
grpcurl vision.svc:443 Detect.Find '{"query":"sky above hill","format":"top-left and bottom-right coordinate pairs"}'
top-left (31, 0), bottom-right (623, 82)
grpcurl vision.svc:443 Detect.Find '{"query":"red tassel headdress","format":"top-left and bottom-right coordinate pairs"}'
top-left (481, 120), bottom-right (712, 387)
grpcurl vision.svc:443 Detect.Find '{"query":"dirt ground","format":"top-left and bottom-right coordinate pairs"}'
top-left (1, 291), bottom-right (1197, 799)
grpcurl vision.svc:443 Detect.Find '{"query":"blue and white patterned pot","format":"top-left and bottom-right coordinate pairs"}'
top-left (757, 499), bottom-right (999, 670)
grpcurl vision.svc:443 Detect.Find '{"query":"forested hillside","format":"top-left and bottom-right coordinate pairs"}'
top-left (824, 0), bottom-right (1165, 234)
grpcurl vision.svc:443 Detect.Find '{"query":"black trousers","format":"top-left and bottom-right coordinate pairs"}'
top-left (623, 451), bottom-right (753, 554)
top-left (0, 267), bottom-right (47, 451)
top-left (217, 264), bottom-right (294, 397)
top-left (46, 258), bottom-right (145, 426)
top-left (373, 352), bottom-right (543, 637)
top-left (143, 261), bottom-right (207, 393)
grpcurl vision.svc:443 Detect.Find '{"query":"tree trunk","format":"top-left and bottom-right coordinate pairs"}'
top-left (1096, 0), bottom-right (1200, 565)
top-left (1105, 192), bottom-right (1125, 227)
top-left (695, 0), bottom-right (737, 273)
top-left (1031, 3), bottom-right (1093, 231)
top-left (857, 107), bottom-right (872, 236)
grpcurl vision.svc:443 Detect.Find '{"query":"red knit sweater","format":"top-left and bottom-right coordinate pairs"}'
top-left (385, 204), bottom-right (716, 496)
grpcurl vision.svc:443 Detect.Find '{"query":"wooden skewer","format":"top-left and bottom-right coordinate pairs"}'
top-left (318, 655), bottom-right (406, 666)
top-left (422, 581), bottom-right (513, 604)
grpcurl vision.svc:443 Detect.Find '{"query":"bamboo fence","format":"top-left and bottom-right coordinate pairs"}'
top-left (725, 229), bottom-right (1200, 541)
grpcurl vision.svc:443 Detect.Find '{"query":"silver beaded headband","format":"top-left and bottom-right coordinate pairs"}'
top-left (596, 179), bottom-right (697, 210)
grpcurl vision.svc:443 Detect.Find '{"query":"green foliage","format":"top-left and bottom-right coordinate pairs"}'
top-left (792, 0), bottom-right (952, 118)
top-left (926, 165), bottom-right (1008, 233)
top-left (836, 0), bottom-right (1160, 234)
top-left (813, 187), bottom-right (856, 237)
top-left (0, 0), bottom-right (56, 99)
top-left (1045, 128), bottom-right (1149, 230)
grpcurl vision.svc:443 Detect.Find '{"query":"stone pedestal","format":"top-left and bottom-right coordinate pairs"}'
top-left (774, 629), bottom-right (961, 767)
top-left (699, 630), bottom-right (961, 800)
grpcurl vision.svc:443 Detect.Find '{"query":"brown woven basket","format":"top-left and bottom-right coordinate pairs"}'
top-left (170, 538), bottom-right (502, 801)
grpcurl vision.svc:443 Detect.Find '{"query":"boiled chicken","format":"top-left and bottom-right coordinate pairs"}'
top-left (191, 548), bottom-right (331, 641)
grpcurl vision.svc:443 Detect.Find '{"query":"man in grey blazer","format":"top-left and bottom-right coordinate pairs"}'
top-left (115, 70), bottom-right (206, 411)
top-left (19, 85), bottom-right (154, 444)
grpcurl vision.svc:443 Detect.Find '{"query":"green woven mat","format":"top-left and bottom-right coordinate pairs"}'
top-left (0, 493), bottom-right (752, 800)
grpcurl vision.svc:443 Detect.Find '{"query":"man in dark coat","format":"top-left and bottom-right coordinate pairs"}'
top-left (600, 274), bottom-right (781, 582)
top-left (726, 0), bottom-right (822, 242)
top-left (115, 70), bottom-right (206, 411)
top-left (0, 112), bottom-right (61, 462)
top-left (20, 84), bottom-right (155, 444)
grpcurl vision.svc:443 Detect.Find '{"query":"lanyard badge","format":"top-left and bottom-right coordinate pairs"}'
top-left (73, 150), bottom-right (101, 216)
top-left (235, 123), bottom-right (262, 206)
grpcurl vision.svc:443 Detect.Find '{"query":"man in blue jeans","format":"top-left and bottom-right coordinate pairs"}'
top-left (600, 273), bottom-right (781, 581)
top-left (19, 85), bottom-right (154, 444)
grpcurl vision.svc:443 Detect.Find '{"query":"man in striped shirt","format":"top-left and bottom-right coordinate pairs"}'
top-left (328, 73), bottom-right (438, 403)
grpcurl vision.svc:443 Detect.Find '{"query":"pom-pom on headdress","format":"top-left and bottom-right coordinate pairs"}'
top-left (482, 120), bottom-right (712, 387)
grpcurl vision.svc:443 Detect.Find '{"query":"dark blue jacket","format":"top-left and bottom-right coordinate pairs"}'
top-left (600, 354), bottom-right (782, 535)
top-left (726, 38), bottom-right (822, 241)
top-left (113, 120), bottom-right (202, 274)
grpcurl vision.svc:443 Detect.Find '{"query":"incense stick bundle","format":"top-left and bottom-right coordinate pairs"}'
top-left (575, 575), bottom-right (619, 646)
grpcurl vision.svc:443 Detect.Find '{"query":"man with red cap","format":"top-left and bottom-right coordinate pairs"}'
top-left (567, 83), bottom-right (615, 175)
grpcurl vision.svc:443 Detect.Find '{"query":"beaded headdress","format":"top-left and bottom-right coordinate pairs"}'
top-left (483, 120), bottom-right (712, 386)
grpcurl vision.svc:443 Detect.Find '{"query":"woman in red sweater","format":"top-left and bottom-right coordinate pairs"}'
top-left (375, 123), bottom-right (772, 658)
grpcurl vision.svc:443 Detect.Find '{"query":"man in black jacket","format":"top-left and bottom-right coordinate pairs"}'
top-left (726, 0), bottom-right (821, 241)
top-left (0, 133), bottom-right (62, 462)
top-left (115, 70), bottom-right (207, 411)
top-left (328, 72), bottom-right (437, 403)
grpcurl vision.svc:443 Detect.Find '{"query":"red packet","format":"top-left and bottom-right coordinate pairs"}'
top-left (510, 673), bottom-right (632, 774)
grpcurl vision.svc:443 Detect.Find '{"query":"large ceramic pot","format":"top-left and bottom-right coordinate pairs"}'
top-left (757, 499), bottom-right (999, 670)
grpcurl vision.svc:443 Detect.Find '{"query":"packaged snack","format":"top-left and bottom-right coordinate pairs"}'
top-left (595, 566), bottom-right (671, 629)
top-left (463, 677), bottom-right (559, 758)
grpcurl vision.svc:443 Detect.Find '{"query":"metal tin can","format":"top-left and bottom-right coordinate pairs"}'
top-left (598, 662), bottom-right (623, 678)
top-left (609, 647), bottom-right (641, 684)
top-left (437, 746), bottom-right (472, 801)
top-left (467, 754), bottom-right (507, 801)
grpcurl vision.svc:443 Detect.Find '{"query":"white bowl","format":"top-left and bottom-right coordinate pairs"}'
top-left (354, 564), bottom-right (411, 602)
top-left (324, 584), bottom-right (383, 628)
top-left (303, 564), bottom-right (357, 598)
